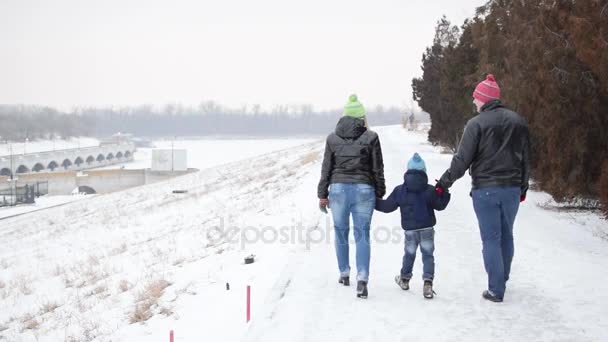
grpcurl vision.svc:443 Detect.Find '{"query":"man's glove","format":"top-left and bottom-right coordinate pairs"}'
top-left (319, 198), bottom-right (329, 213)
top-left (520, 194), bottom-right (526, 203)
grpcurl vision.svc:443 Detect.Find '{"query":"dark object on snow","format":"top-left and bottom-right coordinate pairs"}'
top-left (172, 190), bottom-right (188, 194)
top-left (356, 280), bottom-right (368, 299)
top-left (338, 276), bottom-right (350, 286)
top-left (244, 255), bottom-right (255, 264)
top-left (226, 282), bottom-right (230, 290)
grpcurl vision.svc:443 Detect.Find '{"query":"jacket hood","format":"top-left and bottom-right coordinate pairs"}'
top-left (335, 116), bottom-right (367, 139)
top-left (404, 169), bottom-right (428, 193)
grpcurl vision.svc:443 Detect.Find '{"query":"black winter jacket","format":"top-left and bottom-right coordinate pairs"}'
top-left (376, 170), bottom-right (450, 230)
top-left (439, 100), bottom-right (530, 195)
top-left (317, 116), bottom-right (386, 199)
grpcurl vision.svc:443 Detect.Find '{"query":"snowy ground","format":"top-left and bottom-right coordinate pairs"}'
top-left (0, 126), bottom-right (607, 342)
top-left (96, 137), bottom-right (319, 171)
top-left (0, 195), bottom-right (91, 220)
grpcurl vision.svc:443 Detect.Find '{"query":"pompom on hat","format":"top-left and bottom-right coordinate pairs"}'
top-left (473, 74), bottom-right (501, 103)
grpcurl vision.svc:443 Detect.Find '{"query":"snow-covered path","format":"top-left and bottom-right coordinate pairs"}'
top-left (244, 126), bottom-right (608, 342)
top-left (1, 126), bottom-right (607, 342)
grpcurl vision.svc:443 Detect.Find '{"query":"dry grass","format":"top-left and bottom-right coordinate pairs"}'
top-left (13, 275), bottom-right (33, 296)
top-left (40, 301), bottom-right (60, 314)
top-left (93, 285), bottom-right (107, 296)
top-left (300, 151), bottom-right (320, 165)
top-left (20, 314), bottom-right (39, 331)
top-left (129, 279), bottom-right (171, 324)
top-left (110, 243), bottom-right (128, 256)
top-left (118, 279), bottom-right (131, 293)
top-left (130, 304), bottom-right (153, 323)
top-left (65, 261), bottom-right (110, 289)
top-left (62, 272), bottom-right (76, 288)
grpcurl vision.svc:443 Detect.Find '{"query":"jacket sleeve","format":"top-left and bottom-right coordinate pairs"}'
top-left (521, 125), bottom-right (530, 196)
top-left (439, 120), bottom-right (481, 189)
top-left (430, 186), bottom-right (451, 211)
top-left (317, 139), bottom-right (334, 199)
top-left (371, 134), bottom-right (386, 198)
top-left (375, 186), bottom-right (399, 213)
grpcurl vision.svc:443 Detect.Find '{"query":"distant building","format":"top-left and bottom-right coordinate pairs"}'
top-left (100, 132), bottom-right (133, 146)
top-left (151, 149), bottom-right (187, 171)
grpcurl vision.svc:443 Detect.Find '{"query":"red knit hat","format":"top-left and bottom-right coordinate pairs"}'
top-left (473, 74), bottom-right (501, 103)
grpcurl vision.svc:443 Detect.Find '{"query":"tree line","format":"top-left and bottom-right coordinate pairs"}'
top-left (0, 102), bottom-right (404, 141)
top-left (412, 0), bottom-right (608, 215)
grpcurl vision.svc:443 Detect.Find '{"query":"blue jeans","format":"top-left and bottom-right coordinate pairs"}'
top-left (329, 183), bottom-right (376, 282)
top-left (401, 228), bottom-right (435, 281)
top-left (472, 186), bottom-right (520, 299)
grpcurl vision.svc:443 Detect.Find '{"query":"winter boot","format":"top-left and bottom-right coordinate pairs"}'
top-left (356, 281), bottom-right (368, 299)
top-left (338, 276), bottom-right (350, 286)
top-left (394, 275), bottom-right (410, 290)
top-left (482, 290), bottom-right (503, 303)
top-left (423, 280), bottom-right (435, 299)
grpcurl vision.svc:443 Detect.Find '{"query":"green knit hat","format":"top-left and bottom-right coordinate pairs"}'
top-left (343, 94), bottom-right (366, 118)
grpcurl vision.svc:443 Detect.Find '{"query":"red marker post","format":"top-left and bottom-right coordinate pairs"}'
top-left (169, 330), bottom-right (174, 342)
top-left (246, 285), bottom-right (251, 323)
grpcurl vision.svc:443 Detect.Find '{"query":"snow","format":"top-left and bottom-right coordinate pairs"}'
top-left (0, 126), bottom-right (607, 342)
top-left (96, 137), bottom-right (320, 171)
top-left (0, 195), bottom-right (91, 220)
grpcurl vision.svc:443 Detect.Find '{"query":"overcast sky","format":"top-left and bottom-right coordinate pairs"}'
top-left (0, 0), bottom-right (486, 111)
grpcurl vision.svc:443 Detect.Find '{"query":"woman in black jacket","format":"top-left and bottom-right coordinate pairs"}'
top-left (317, 94), bottom-right (385, 299)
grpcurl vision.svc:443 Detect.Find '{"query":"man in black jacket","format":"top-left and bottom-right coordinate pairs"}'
top-left (318, 94), bottom-right (385, 299)
top-left (437, 75), bottom-right (530, 302)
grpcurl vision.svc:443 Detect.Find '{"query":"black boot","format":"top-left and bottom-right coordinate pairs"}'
top-left (423, 280), bottom-right (435, 299)
top-left (356, 281), bottom-right (368, 299)
top-left (482, 290), bottom-right (503, 303)
top-left (394, 275), bottom-right (410, 290)
top-left (338, 276), bottom-right (350, 286)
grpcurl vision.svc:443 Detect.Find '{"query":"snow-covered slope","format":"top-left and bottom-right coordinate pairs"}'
top-left (1, 126), bottom-right (607, 342)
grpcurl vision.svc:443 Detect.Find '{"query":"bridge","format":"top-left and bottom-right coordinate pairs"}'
top-left (0, 143), bottom-right (136, 177)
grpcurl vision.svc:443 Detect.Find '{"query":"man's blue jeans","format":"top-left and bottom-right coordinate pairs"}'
top-left (401, 228), bottom-right (435, 281)
top-left (329, 183), bottom-right (376, 282)
top-left (472, 186), bottom-right (520, 299)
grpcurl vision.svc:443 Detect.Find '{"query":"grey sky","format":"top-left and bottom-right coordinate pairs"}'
top-left (0, 0), bottom-right (486, 111)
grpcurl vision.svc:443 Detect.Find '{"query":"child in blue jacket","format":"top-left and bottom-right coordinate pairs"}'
top-left (375, 153), bottom-right (450, 299)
